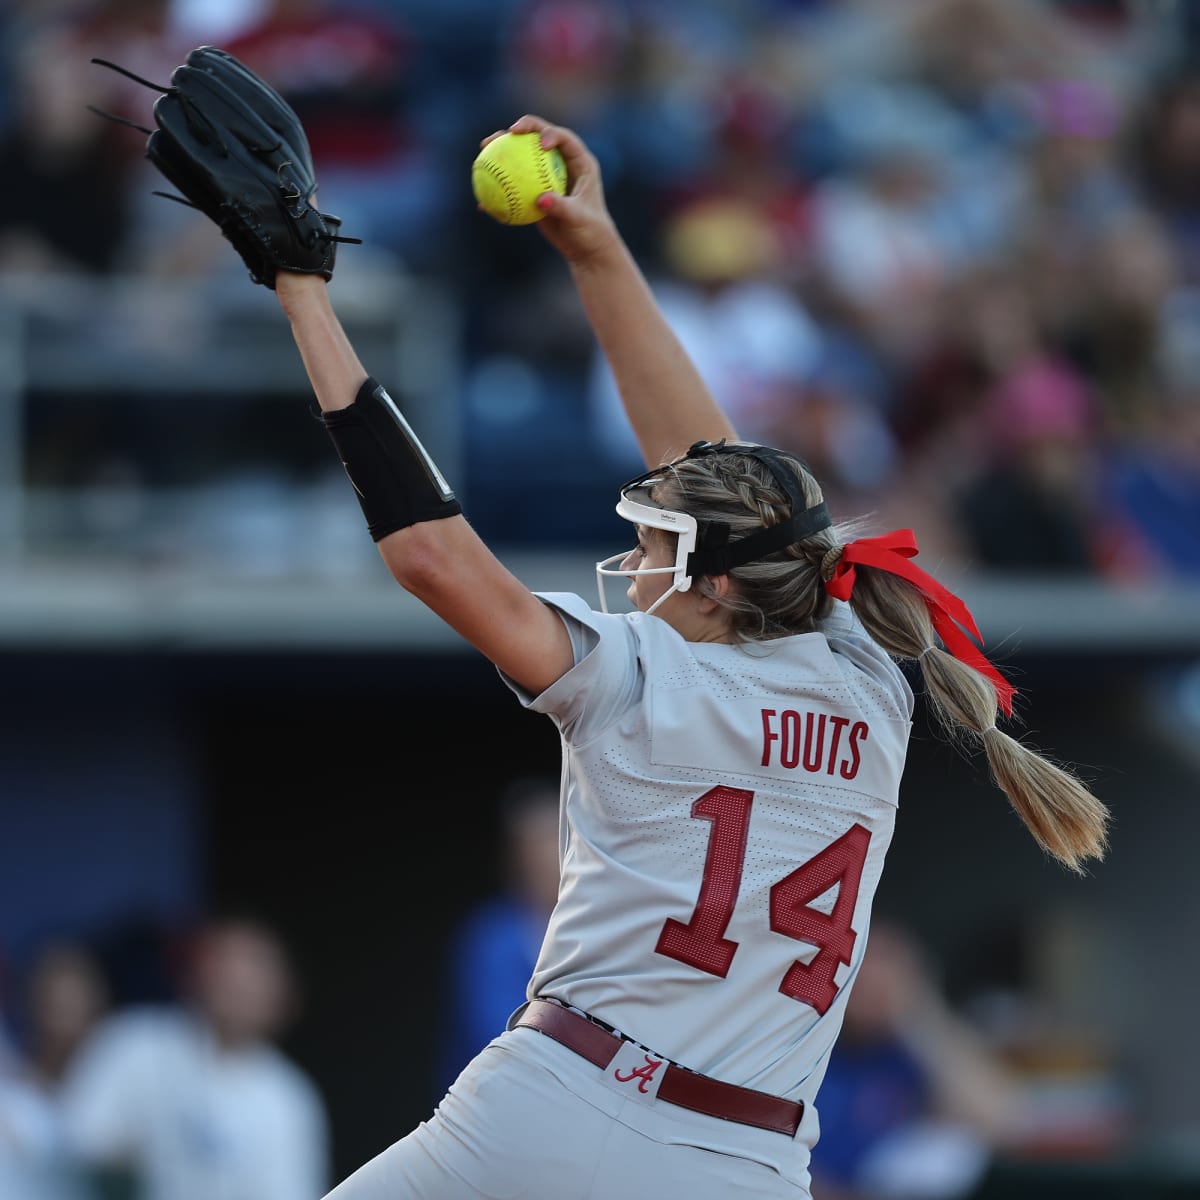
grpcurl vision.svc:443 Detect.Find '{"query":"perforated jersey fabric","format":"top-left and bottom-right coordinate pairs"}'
top-left (501, 595), bottom-right (912, 1109)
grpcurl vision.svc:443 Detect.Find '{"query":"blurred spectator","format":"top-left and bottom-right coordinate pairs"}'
top-left (906, 0), bottom-right (1081, 128)
top-left (804, 82), bottom-right (973, 365)
top-left (652, 64), bottom-right (818, 284)
top-left (0, 1064), bottom-right (88, 1200)
top-left (957, 352), bottom-right (1107, 572)
top-left (19, 941), bottom-right (110, 1096)
top-left (0, 10), bottom-right (147, 275)
top-left (893, 254), bottom-right (1131, 574)
top-left (59, 915), bottom-right (329, 1200)
top-left (433, 775), bottom-right (560, 1100)
top-left (809, 920), bottom-right (1024, 1200)
top-left (221, 0), bottom-right (450, 272)
top-left (0, 940), bottom-right (106, 1200)
top-left (1059, 210), bottom-right (1176, 434)
top-left (498, 0), bottom-right (630, 133)
top-left (1019, 77), bottom-right (1135, 242)
top-left (1130, 61), bottom-right (1200, 288)
top-left (951, 908), bottom-right (1134, 1164)
top-left (1103, 346), bottom-right (1200, 578)
top-left (0, 0), bottom-right (205, 279)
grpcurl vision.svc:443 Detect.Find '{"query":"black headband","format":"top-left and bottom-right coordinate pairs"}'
top-left (621, 440), bottom-right (832, 578)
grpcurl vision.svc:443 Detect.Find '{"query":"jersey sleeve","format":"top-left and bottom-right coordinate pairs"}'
top-left (496, 592), bottom-right (644, 742)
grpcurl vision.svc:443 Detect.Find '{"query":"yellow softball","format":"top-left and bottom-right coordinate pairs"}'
top-left (472, 131), bottom-right (568, 226)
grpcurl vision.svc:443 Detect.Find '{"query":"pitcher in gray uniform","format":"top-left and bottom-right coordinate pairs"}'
top-left (265, 115), bottom-right (1111, 1199)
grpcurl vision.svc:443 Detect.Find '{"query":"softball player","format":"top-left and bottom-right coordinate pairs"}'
top-left (270, 116), bottom-right (1109, 1200)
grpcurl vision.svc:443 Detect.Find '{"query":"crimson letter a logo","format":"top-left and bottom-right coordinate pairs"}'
top-left (613, 1055), bottom-right (664, 1094)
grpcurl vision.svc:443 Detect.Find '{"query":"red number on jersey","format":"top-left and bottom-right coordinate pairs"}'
top-left (654, 786), bottom-right (753, 977)
top-left (655, 788), bottom-right (871, 1014)
top-left (771, 822), bottom-right (871, 1014)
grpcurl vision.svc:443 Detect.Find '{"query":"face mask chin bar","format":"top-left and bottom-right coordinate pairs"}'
top-left (595, 488), bottom-right (699, 615)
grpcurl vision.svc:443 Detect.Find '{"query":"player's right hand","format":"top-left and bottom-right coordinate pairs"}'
top-left (482, 114), bottom-right (621, 264)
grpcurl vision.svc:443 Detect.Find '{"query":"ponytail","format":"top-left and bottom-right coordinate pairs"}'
top-left (824, 536), bottom-right (1109, 874)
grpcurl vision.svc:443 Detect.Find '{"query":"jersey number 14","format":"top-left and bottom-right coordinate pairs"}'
top-left (654, 786), bottom-right (871, 1016)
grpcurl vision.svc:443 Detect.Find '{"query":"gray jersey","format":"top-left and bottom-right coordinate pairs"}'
top-left (501, 593), bottom-right (913, 1110)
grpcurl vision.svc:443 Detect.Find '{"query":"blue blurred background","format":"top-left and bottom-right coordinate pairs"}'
top-left (1, 1), bottom-right (1199, 1198)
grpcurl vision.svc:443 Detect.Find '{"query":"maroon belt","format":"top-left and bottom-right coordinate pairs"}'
top-left (513, 999), bottom-right (803, 1137)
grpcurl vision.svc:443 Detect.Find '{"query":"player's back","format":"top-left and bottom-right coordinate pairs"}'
top-left (524, 596), bottom-right (913, 1104)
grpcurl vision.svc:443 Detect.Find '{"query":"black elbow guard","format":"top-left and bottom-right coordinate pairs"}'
top-left (322, 376), bottom-right (462, 541)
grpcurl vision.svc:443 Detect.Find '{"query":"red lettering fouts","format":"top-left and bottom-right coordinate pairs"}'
top-left (760, 708), bottom-right (869, 779)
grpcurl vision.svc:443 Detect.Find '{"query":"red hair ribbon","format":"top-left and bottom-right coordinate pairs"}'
top-left (823, 529), bottom-right (1017, 716)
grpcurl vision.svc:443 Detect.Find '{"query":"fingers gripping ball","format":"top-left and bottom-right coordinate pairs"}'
top-left (472, 131), bottom-right (567, 226)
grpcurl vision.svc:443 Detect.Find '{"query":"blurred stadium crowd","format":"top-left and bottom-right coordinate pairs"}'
top-left (1, 2), bottom-right (1199, 1198)
top-left (1, 0), bottom-right (1199, 572)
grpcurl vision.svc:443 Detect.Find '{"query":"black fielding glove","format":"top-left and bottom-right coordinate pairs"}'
top-left (91, 45), bottom-right (361, 288)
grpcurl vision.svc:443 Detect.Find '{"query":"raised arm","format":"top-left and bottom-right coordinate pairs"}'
top-left (493, 115), bottom-right (738, 469)
top-left (274, 273), bottom-right (574, 696)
